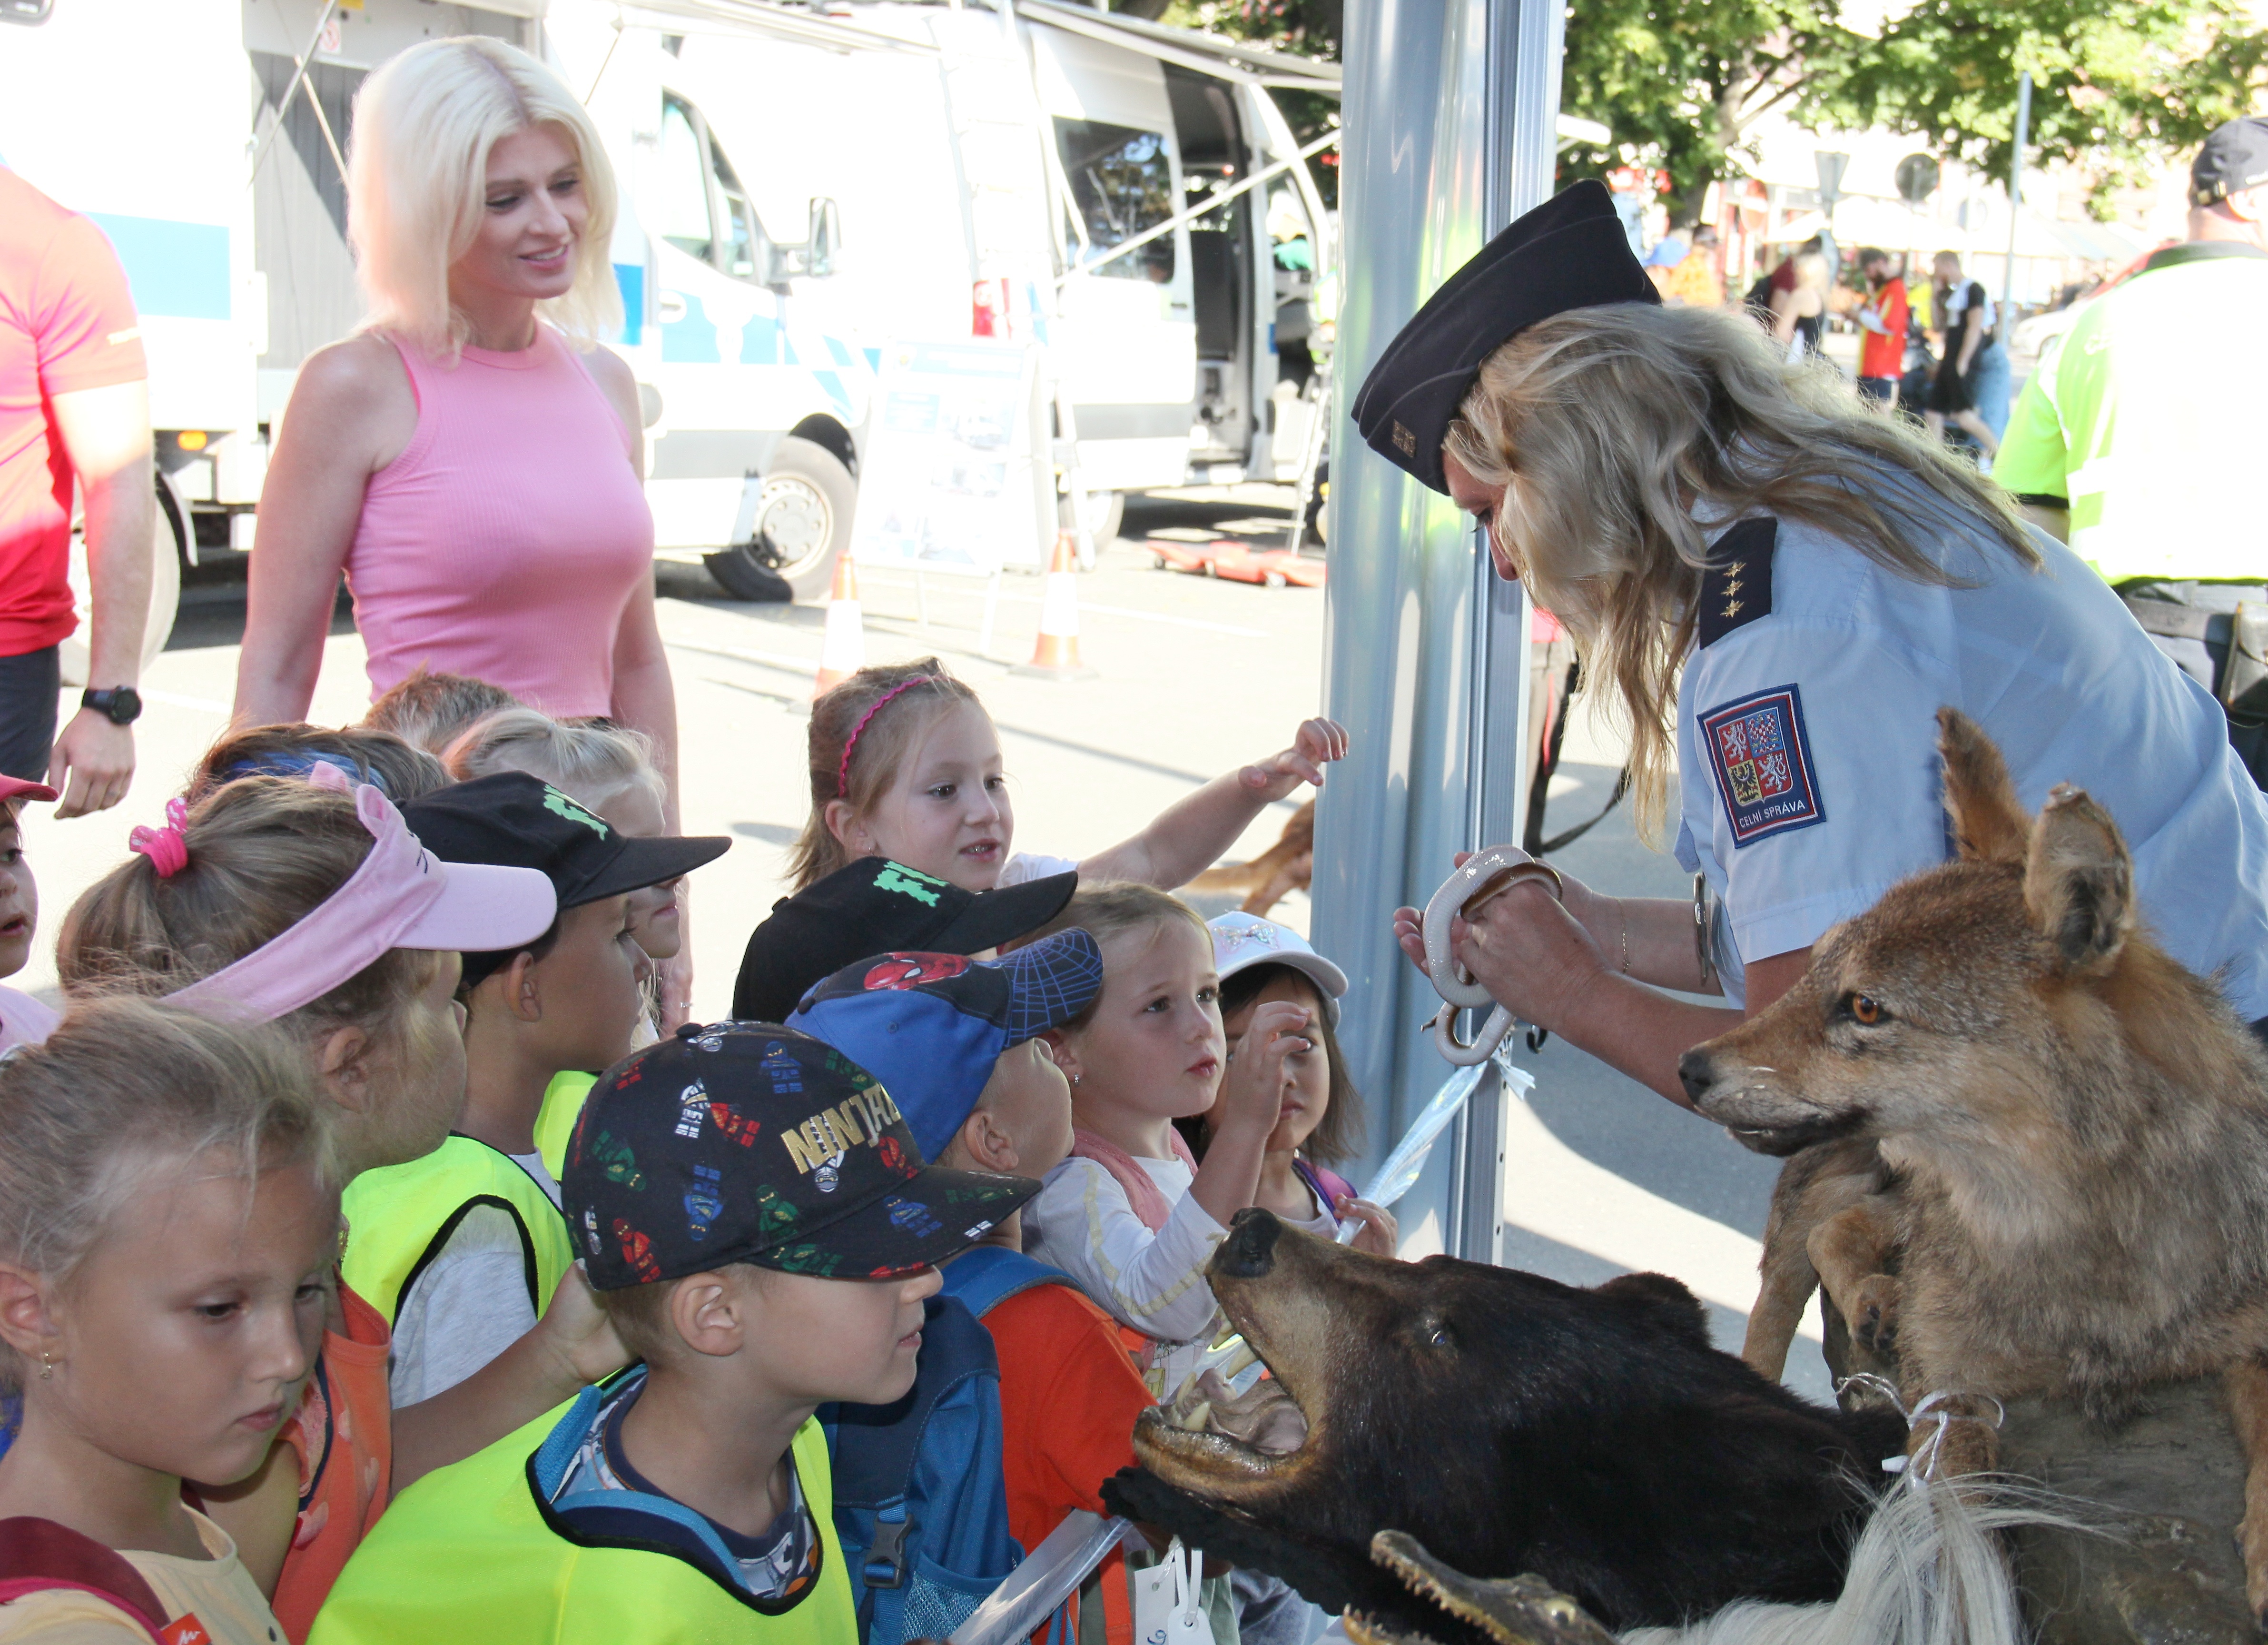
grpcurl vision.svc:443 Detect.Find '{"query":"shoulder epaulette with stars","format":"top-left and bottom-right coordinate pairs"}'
top-left (1696, 516), bottom-right (1778, 647)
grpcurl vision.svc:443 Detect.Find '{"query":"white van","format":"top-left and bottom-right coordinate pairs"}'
top-left (1, 0), bottom-right (1336, 613)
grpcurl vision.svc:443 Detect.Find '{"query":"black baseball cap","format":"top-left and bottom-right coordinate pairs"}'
top-left (790, 931), bottom-right (1104, 1159)
top-left (402, 773), bottom-right (730, 986)
top-left (732, 856), bottom-right (1077, 1023)
top-left (2192, 117), bottom-right (2268, 207)
top-left (1352, 179), bottom-right (1658, 495)
top-left (564, 1022), bottom-right (1039, 1287)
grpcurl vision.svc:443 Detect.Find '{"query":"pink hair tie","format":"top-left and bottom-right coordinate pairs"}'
top-left (837, 678), bottom-right (933, 797)
top-left (128, 798), bottom-right (191, 879)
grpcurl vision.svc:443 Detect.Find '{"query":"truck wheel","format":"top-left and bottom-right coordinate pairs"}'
top-left (60, 474), bottom-right (183, 686)
top-left (704, 436), bottom-right (857, 604)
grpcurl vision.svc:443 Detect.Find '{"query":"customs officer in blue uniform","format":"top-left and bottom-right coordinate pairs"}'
top-left (1372, 183), bottom-right (2268, 1105)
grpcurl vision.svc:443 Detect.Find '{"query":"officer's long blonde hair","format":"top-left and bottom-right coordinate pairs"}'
top-left (1443, 302), bottom-right (2036, 841)
top-left (347, 36), bottom-right (621, 355)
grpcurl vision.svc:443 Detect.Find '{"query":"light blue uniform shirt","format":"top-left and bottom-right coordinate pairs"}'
top-left (1673, 502), bottom-right (2268, 1019)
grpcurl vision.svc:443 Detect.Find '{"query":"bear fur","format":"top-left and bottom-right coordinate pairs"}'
top-left (1106, 1211), bottom-right (1905, 1636)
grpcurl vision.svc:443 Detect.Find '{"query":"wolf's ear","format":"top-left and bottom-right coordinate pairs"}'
top-left (2024, 784), bottom-right (2133, 973)
top-left (1937, 707), bottom-right (2029, 865)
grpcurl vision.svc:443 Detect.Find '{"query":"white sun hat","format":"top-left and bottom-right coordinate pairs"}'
top-left (1208, 912), bottom-right (1349, 1027)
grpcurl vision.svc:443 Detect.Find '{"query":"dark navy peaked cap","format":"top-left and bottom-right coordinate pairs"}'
top-left (1353, 180), bottom-right (1659, 494)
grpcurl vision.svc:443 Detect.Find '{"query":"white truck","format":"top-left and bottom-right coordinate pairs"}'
top-left (0, 0), bottom-right (1338, 614)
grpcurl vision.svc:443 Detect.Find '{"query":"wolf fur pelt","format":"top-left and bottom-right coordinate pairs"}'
top-left (1682, 705), bottom-right (2268, 1622)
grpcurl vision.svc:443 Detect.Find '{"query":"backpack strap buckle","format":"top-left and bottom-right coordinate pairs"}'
top-left (864, 1518), bottom-right (909, 1589)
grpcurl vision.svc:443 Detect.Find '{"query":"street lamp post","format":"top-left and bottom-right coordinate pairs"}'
top-left (2002, 72), bottom-right (2032, 322)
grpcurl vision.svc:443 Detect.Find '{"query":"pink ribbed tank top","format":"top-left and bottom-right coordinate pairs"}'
top-left (346, 327), bottom-right (654, 718)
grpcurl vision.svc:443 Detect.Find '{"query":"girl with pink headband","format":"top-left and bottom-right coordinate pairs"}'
top-left (57, 766), bottom-right (632, 1642)
top-left (786, 655), bottom-right (1351, 898)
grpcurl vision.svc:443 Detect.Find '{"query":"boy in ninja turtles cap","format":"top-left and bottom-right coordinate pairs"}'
top-left (310, 1024), bottom-right (1037, 1643)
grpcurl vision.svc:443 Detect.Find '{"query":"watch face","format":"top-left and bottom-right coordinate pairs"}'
top-left (87, 688), bottom-right (142, 725)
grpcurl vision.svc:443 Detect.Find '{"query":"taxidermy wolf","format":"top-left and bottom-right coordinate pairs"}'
top-left (1684, 706), bottom-right (2268, 1625)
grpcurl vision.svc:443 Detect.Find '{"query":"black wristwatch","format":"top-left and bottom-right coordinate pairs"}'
top-left (81, 686), bottom-right (142, 726)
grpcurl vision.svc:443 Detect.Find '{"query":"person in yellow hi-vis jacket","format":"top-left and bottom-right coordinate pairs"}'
top-left (311, 1023), bottom-right (1039, 1645)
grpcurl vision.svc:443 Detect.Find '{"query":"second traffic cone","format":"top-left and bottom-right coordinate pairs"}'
top-left (1012, 532), bottom-right (1098, 681)
top-left (811, 552), bottom-right (865, 699)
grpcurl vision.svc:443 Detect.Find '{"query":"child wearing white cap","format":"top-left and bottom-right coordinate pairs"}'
top-left (1198, 914), bottom-right (1397, 1256)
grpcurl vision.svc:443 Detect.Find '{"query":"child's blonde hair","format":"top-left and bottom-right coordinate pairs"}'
top-left (59, 777), bottom-right (445, 1056)
top-left (444, 708), bottom-right (663, 816)
top-left (362, 667), bottom-right (521, 754)
top-left (348, 36), bottom-right (621, 355)
top-left (1032, 882), bottom-right (1210, 1030)
top-left (791, 659), bottom-right (986, 891)
top-left (0, 998), bottom-right (330, 1392)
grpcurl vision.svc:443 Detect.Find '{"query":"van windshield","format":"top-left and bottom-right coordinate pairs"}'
top-left (1055, 119), bottom-right (1175, 284)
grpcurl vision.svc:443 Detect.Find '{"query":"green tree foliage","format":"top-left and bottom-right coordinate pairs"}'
top-left (1818, 0), bottom-right (2268, 202)
top-left (1558, 0), bottom-right (2268, 223)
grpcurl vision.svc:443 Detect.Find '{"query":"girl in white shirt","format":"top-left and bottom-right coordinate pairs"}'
top-left (787, 655), bottom-right (1347, 896)
top-left (1022, 884), bottom-right (1310, 1397)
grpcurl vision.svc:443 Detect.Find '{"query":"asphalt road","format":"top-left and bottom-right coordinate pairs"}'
top-left (31, 490), bottom-right (1828, 1400)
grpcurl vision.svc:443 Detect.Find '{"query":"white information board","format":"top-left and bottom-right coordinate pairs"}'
top-left (848, 340), bottom-right (1047, 578)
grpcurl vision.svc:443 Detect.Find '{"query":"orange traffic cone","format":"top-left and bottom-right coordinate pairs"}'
top-left (811, 553), bottom-right (865, 699)
top-left (1012, 532), bottom-right (1097, 681)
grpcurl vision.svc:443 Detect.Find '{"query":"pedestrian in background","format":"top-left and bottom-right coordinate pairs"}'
top-left (1659, 226), bottom-right (1725, 308)
top-left (0, 168), bottom-right (153, 812)
top-left (1997, 115), bottom-right (2268, 785)
top-left (1769, 248), bottom-right (1830, 361)
top-left (1853, 248), bottom-right (1908, 408)
top-left (1923, 251), bottom-right (2004, 458)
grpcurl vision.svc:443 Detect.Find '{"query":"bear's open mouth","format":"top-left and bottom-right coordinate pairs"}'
top-left (1131, 1323), bottom-right (1318, 1484)
top-left (1344, 1532), bottom-right (1614, 1645)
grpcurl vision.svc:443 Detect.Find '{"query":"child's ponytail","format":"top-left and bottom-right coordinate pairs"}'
top-left (790, 658), bottom-right (985, 891)
top-left (59, 777), bottom-right (441, 1052)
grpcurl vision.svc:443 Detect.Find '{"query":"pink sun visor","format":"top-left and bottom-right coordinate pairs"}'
top-left (167, 763), bottom-right (557, 1023)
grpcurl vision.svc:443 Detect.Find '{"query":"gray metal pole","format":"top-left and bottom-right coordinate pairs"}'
top-left (1452, 0), bottom-right (1563, 1266)
top-left (2002, 72), bottom-right (2031, 320)
top-left (1318, 0), bottom-right (1561, 1262)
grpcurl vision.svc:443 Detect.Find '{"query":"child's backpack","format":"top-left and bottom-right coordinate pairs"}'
top-left (0, 1518), bottom-right (170, 1643)
top-left (823, 1289), bottom-right (1069, 1645)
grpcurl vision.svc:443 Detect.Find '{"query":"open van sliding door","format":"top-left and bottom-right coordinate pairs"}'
top-left (1034, 27), bottom-right (1198, 496)
top-left (1164, 65), bottom-right (1255, 482)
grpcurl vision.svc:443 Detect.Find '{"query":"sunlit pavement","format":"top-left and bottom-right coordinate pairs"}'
top-left (32, 502), bottom-right (1825, 1398)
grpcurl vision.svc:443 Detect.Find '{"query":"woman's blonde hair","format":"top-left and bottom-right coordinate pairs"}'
top-left (791, 659), bottom-right (988, 891)
top-left (348, 35), bottom-right (621, 354)
top-left (1442, 301), bottom-right (2037, 839)
top-left (0, 998), bottom-right (330, 1393)
top-left (59, 777), bottom-right (443, 1054)
top-left (444, 707), bottom-right (663, 817)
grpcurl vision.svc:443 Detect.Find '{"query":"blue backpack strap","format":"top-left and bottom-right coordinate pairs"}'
top-left (939, 1247), bottom-right (1077, 1319)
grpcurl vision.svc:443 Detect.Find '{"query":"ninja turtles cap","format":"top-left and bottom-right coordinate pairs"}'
top-left (563, 1021), bottom-right (1039, 1288)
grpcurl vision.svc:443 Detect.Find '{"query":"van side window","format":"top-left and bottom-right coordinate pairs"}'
top-left (709, 135), bottom-right (760, 282)
top-left (1055, 119), bottom-right (1175, 284)
top-left (658, 96), bottom-right (714, 263)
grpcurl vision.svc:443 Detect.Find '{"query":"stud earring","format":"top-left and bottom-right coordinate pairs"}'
top-left (38, 1350), bottom-right (51, 1381)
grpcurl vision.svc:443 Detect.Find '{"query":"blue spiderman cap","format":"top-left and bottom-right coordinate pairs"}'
top-left (789, 930), bottom-right (1104, 1161)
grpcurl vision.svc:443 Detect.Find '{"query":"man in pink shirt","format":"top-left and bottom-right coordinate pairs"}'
top-left (0, 167), bottom-right (153, 814)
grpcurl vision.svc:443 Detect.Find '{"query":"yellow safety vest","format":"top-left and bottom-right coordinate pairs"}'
top-left (535, 1070), bottom-right (598, 1183)
top-left (340, 1134), bottom-right (576, 1325)
top-left (310, 1395), bottom-right (857, 1645)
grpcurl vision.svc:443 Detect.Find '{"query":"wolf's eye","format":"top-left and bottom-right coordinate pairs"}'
top-left (1846, 993), bottom-right (1884, 1025)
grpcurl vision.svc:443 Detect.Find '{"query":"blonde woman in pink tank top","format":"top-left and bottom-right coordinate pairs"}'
top-left (237, 35), bottom-right (691, 1020)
